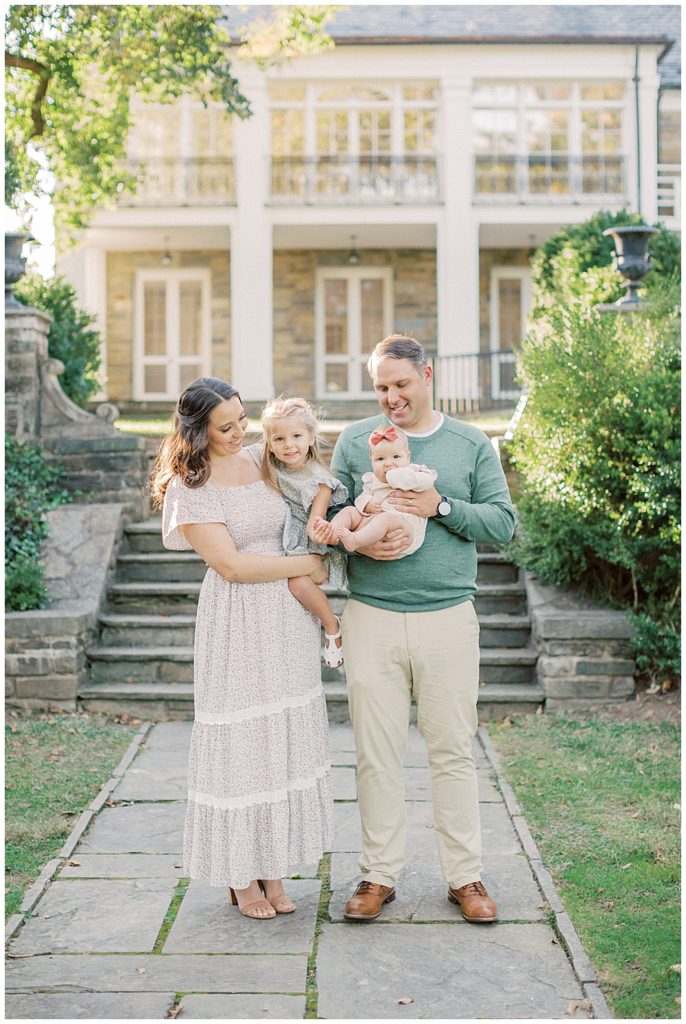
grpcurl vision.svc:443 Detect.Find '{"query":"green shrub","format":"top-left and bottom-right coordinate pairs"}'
top-left (14, 275), bottom-right (102, 408)
top-left (5, 438), bottom-right (72, 612)
top-left (531, 208), bottom-right (681, 316)
top-left (510, 276), bottom-right (680, 683)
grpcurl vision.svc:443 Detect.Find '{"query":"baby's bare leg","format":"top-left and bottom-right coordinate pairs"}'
top-left (288, 575), bottom-right (339, 636)
top-left (329, 506), bottom-right (364, 536)
top-left (338, 511), bottom-right (410, 553)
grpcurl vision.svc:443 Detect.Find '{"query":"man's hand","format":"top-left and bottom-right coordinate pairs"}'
top-left (386, 486), bottom-right (441, 518)
top-left (310, 516), bottom-right (338, 545)
top-left (356, 526), bottom-right (412, 560)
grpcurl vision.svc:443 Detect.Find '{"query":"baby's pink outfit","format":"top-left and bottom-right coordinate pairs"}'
top-left (354, 464), bottom-right (438, 558)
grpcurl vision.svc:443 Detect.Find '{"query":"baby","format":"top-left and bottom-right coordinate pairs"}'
top-left (261, 396), bottom-right (348, 667)
top-left (314, 425), bottom-right (437, 558)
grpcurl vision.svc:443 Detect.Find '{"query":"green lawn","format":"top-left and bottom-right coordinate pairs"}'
top-left (489, 713), bottom-right (681, 1019)
top-left (5, 714), bottom-right (138, 919)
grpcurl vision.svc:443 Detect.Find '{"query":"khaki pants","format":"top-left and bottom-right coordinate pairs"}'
top-left (341, 599), bottom-right (483, 890)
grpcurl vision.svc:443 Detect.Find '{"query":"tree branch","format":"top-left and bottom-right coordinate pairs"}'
top-left (5, 53), bottom-right (51, 139)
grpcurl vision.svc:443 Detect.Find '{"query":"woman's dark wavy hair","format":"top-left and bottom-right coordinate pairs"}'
top-left (150, 377), bottom-right (242, 506)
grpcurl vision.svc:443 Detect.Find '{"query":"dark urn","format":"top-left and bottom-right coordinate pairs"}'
top-left (5, 232), bottom-right (33, 308)
top-left (602, 225), bottom-right (660, 307)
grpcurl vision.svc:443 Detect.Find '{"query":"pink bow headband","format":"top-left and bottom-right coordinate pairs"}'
top-left (369, 426), bottom-right (399, 446)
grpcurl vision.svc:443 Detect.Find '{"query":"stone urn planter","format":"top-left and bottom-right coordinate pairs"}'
top-left (602, 224), bottom-right (660, 308)
top-left (5, 231), bottom-right (33, 308)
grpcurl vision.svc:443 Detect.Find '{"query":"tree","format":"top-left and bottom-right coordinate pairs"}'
top-left (5, 4), bottom-right (337, 236)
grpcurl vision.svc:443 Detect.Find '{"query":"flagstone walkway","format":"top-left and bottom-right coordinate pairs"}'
top-left (6, 721), bottom-right (610, 1019)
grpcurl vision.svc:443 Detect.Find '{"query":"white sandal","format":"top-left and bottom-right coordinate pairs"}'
top-left (324, 619), bottom-right (344, 668)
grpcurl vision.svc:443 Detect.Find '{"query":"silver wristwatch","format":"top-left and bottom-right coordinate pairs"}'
top-left (435, 495), bottom-right (452, 519)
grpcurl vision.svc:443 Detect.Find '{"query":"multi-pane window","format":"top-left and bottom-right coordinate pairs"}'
top-left (269, 81), bottom-right (440, 202)
top-left (473, 81), bottom-right (626, 199)
top-left (125, 97), bottom-right (234, 205)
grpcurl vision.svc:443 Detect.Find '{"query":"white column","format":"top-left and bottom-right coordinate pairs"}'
top-left (437, 75), bottom-right (479, 360)
top-left (58, 245), bottom-right (109, 398)
top-left (637, 54), bottom-right (660, 224)
top-left (230, 67), bottom-right (274, 400)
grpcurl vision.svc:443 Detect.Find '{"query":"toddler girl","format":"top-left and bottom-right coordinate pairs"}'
top-left (314, 425), bottom-right (437, 557)
top-left (261, 396), bottom-right (348, 668)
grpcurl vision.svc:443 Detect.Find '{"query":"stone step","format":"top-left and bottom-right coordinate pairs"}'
top-left (107, 580), bottom-right (527, 617)
top-left (118, 548), bottom-right (518, 585)
top-left (97, 611), bottom-right (531, 651)
top-left (87, 642), bottom-right (537, 687)
top-left (78, 680), bottom-right (544, 723)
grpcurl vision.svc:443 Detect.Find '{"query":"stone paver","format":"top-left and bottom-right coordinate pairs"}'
top-left (178, 994), bottom-right (307, 1018)
top-left (7, 721), bottom-right (598, 1019)
top-left (316, 923), bottom-right (590, 1019)
top-left (10, 878), bottom-right (176, 954)
top-left (164, 878), bottom-right (322, 954)
top-left (6, 993), bottom-right (175, 1019)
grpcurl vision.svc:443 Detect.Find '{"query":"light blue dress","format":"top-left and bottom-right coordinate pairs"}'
top-left (275, 460), bottom-right (349, 591)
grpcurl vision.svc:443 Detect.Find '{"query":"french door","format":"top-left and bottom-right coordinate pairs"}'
top-left (315, 267), bottom-right (393, 399)
top-left (489, 267), bottom-right (532, 399)
top-left (134, 270), bottom-right (211, 400)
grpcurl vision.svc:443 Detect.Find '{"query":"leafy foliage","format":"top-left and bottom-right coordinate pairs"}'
top-left (5, 4), bottom-right (337, 236)
top-left (530, 208), bottom-right (681, 316)
top-left (5, 438), bottom-right (72, 612)
top-left (14, 275), bottom-right (102, 408)
top-left (510, 276), bottom-right (681, 684)
top-left (237, 5), bottom-right (339, 68)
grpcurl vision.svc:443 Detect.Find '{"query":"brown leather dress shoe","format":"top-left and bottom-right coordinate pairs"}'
top-left (344, 881), bottom-right (396, 921)
top-left (448, 881), bottom-right (497, 922)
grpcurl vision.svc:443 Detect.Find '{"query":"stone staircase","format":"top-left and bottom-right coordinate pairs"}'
top-left (81, 518), bottom-right (543, 721)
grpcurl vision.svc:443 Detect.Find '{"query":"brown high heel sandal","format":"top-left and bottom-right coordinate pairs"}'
top-left (258, 880), bottom-right (296, 914)
top-left (228, 886), bottom-right (276, 919)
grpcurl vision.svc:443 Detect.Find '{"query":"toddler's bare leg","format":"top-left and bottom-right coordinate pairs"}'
top-left (338, 511), bottom-right (409, 553)
top-left (288, 575), bottom-right (339, 637)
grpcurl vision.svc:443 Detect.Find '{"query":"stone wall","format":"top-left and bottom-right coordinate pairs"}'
top-left (273, 249), bottom-right (436, 419)
top-left (106, 249), bottom-right (231, 402)
top-left (6, 504), bottom-right (125, 712)
top-left (525, 575), bottom-right (636, 712)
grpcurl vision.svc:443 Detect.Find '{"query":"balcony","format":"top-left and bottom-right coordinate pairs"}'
top-left (657, 164), bottom-right (681, 230)
top-left (474, 154), bottom-right (627, 204)
top-left (118, 158), bottom-right (236, 206)
top-left (269, 155), bottom-right (441, 205)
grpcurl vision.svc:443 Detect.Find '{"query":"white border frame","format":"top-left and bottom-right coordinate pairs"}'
top-left (133, 268), bottom-right (212, 400)
top-left (315, 266), bottom-right (394, 400)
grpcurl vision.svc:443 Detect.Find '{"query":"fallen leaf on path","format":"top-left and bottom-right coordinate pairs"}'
top-left (551, 936), bottom-right (558, 944)
top-left (65, 860), bottom-right (80, 867)
top-left (136, 967), bottom-right (146, 974)
top-left (166, 1005), bottom-right (183, 1019)
top-left (7, 953), bottom-right (39, 959)
top-left (397, 997), bottom-right (414, 1005)
top-left (565, 999), bottom-right (590, 1016)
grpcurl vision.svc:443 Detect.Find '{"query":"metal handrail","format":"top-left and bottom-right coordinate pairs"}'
top-left (473, 153), bottom-right (627, 202)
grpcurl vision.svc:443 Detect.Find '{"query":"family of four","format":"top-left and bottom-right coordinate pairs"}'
top-left (150, 334), bottom-right (516, 923)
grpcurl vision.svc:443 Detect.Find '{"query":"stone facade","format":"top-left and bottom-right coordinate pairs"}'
top-left (6, 504), bottom-right (125, 712)
top-left (272, 249), bottom-right (437, 420)
top-left (525, 575), bottom-right (636, 712)
top-left (106, 250), bottom-right (231, 403)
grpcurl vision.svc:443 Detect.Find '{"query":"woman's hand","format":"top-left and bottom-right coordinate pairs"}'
top-left (308, 555), bottom-right (328, 585)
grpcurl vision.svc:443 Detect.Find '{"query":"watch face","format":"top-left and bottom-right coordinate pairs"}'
top-left (438, 499), bottom-right (451, 516)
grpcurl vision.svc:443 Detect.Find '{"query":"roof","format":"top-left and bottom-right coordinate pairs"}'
top-left (222, 5), bottom-right (680, 88)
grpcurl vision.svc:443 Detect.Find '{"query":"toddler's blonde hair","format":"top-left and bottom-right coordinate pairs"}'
top-left (261, 395), bottom-right (323, 491)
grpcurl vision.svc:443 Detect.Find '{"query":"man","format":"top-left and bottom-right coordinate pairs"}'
top-left (330, 335), bottom-right (516, 923)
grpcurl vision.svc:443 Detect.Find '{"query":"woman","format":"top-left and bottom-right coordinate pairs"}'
top-left (150, 378), bottom-right (333, 920)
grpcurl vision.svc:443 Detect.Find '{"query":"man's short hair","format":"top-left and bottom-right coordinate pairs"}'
top-left (366, 335), bottom-right (428, 377)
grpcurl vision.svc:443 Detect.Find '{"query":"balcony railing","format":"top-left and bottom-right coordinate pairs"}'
top-left (118, 158), bottom-right (236, 206)
top-left (474, 154), bottom-right (627, 203)
top-left (431, 351), bottom-right (521, 414)
top-left (657, 164), bottom-right (681, 227)
top-left (269, 155), bottom-right (441, 205)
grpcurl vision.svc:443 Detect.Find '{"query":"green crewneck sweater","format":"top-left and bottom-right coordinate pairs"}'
top-left (330, 414), bottom-right (516, 613)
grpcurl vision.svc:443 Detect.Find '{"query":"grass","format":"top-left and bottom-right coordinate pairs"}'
top-left (489, 713), bottom-right (681, 1019)
top-left (5, 713), bottom-right (138, 919)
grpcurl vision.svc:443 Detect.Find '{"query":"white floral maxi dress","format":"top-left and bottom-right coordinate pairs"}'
top-left (162, 458), bottom-right (333, 888)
